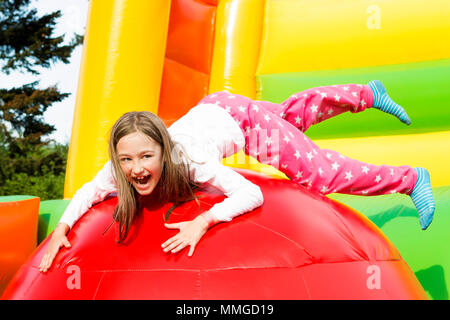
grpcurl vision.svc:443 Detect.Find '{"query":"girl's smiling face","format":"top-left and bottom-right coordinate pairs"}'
top-left (116, 131), bottom-right (163, 196)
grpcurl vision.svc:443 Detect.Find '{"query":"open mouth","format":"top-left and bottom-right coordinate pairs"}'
top-left (133, 175), bottom-right (151, 186)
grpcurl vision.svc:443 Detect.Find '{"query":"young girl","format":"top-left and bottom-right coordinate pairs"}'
top-left (39, 80), bottom-right (435, 273)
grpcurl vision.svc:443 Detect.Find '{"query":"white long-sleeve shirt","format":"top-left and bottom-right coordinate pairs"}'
top-left (59, 103), bottom-right (264, 229)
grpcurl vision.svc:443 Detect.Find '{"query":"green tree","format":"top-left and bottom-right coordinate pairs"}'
top-left (0, 0), bottom-right (84, 199)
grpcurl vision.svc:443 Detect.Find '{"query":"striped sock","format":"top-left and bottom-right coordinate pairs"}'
top-left (410, 167), bottom-right (435, 230)
top-left (368, 80), bottom-right (411, 125)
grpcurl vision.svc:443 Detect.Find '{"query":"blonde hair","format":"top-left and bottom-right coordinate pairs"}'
top-left (108, 111), bottom-right (200, 243)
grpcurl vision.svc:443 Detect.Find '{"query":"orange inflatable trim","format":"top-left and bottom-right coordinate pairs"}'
top-left (158, 0), bottom-right (217, 126)
top-left (0, 198), bottom-right (39, 295)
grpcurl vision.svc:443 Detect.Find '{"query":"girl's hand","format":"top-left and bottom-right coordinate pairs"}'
top-left (162, 215), bottom-right (211, 257)
top-left (39, 223), bottom-right (71, 273)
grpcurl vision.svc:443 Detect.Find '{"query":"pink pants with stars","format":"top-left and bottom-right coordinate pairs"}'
top-left (199, 84), bottom-right (417, 196)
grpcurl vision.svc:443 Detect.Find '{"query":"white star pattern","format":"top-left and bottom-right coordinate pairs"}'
top-left (271, 155), bottom-right (279, 164)
top-left (331, 162), bottom-right (340, 171)
top-left (199, 85), bottom-right (400, 199)
top-left (345, 171), bottom-right (353, 181)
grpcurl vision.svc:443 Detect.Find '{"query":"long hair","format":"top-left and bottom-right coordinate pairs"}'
top-left (108, 111), bottom-right (200, 243)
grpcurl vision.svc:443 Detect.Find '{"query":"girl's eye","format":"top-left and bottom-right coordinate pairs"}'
top-left (144, 154), bottom-right (153, 159)
top-left (120, 158), bottom-right (131, 162)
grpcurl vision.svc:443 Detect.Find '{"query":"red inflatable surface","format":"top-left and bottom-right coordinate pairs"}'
top-left (2, 169), bottom-right (427, 300)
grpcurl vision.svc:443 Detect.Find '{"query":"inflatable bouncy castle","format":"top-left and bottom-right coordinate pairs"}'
top-left (2, 0), bottom-right (450, 299)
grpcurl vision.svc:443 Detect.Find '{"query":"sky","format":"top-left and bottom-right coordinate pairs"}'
top-left (0, 0), bottom-right (90, 144)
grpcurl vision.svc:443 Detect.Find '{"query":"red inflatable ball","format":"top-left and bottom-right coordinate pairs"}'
top-left (2, 169), bottom-right (427, 300)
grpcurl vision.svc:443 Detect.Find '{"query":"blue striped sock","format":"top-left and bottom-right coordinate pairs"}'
top-left (410, 167), bottom-right (435, 230)
top-left (368, 80), bottom-right (411, 125)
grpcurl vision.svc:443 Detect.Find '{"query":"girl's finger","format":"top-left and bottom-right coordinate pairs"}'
top-left (164, 223), bottom-right (182, 230)
top-left (188, 244), bottom-right (196, 257)
top-left (62, 238), bottom-right (71, 248)
top-left (161, 234), bottom-right (180, 248)
top-left (171, 241), bottom-right (188, 253)
top-left (40, 256), bottom-right (49, 272)
top-left (44, 256), bottom-right (51, 270)
top-left (39, 254), bottom-right (47, 269)
top-left (163, 238), bottom-right (183, 252)
top-left (45, 252), bottom-right (57, 270)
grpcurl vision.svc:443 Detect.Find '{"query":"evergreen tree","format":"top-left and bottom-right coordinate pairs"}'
top-left (0, 0), bottom-right (84, 199)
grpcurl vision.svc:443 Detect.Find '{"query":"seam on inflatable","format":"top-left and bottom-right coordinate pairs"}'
top-left (22, 271), bottom-right (41, 299)
top-left (245, 220), bottom-right (315, 261)
top-left (92, 271), bottom-right (105, 300)
top-left (72, 260), bottom-right (404, 275)
top-left (165, 57), bottom-right (209, 76)
top-left (327, 205), bottom-right (371, 261)
top-left (195, 271), bottom-right (202, 299)
top-left (300, 274), bottom-right (312, 299)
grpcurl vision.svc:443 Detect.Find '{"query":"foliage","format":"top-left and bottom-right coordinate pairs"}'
top-left (0, 142), bottom-right (68, 200)
top-left (0, 0), bottom-right (84, 199)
